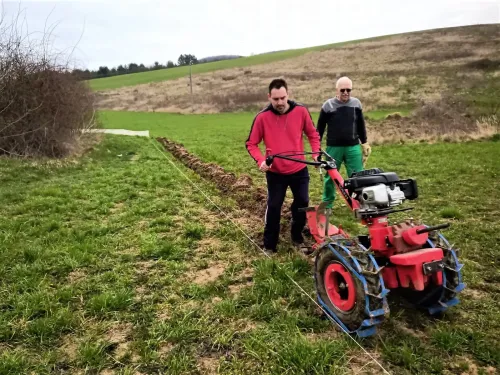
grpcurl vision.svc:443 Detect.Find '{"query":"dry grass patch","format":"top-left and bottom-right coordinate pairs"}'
top-left (228, 266), bottom-right (254, 295)
top-left (304, 326), bottom-right (342, 342)
top-left (117, 246), bottom-right (139, 256)
top-left (106, 322), bottom-right (133, 344)
top-left (192, 263), bottom-right (226, 285)
top-left (198, 354), bottom-right (220, 374)
top-left (228, 281), bottom-right (252, 295)
top-left (449, 356), bottom-right (498, 375)
top-left (462, 288), bottom-right (489, 300)
top-left (199, 208), bottom-right (220, 231)
top-left (196, 237), bottom-right (223, 251)
top-left (67, 269), bottom-right (86, 284)
top-left (59, 335), bottom-right (79, 362)
top-left (134, 260), bottom-right (156, 274)
top-left (110, 202), bottom-right (125, 213)
top-left (346, 352), bottom-right (388, 375)
top-left (158, 341), bottom-right (174, 357)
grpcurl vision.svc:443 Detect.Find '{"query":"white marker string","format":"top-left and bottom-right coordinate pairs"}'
top-left (149, 138), bottom-right (391, 375)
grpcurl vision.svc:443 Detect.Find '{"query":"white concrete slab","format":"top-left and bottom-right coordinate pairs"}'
top-left (85, 129), bottom-right (150, 137)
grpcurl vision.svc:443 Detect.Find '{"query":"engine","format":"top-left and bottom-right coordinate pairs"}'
top-left (359, 183), bottom-right (406, 209)
top-left (343, 168), bottom-right (419, 215)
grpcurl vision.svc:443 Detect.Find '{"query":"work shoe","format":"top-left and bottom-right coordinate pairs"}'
top-left (292, 239), bottom-right (314, 256)
top-left (302, 226), bottom-right (312, 238)
top-left (262, 247), bottom-right (277, 256)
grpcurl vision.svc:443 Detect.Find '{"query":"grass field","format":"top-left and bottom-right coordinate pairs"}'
top-left (1, 109), bottom-right (499, 374)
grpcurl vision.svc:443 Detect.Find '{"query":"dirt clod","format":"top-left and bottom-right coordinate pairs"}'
top-left (192, 263), bottom-right (225, 285)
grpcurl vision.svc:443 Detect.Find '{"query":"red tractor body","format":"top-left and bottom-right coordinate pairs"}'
top-left (266, 151), bottom-right (465, 337)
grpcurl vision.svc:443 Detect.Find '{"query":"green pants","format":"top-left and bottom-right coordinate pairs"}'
top-left (322, 145), bottom-right (363, 208)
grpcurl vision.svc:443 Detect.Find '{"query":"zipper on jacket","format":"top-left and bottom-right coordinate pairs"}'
top-left (352, 107), bottom-right (356, 140)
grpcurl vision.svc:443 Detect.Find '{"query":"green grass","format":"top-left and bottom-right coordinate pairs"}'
top-left (88, 34), bottom-right (396, 91)
top-left (0, 135), bottom-right (355, 374)
top-left (96, 109), bottom-right (409, 176)
top-left (1, 109), bottom-right (499, 373)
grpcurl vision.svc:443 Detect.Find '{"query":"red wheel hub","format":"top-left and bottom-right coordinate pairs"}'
top-left (324, 263), bottom-right (356, 312)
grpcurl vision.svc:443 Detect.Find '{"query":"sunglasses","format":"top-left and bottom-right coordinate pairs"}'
top-left (340, 88), bottom-right (352, 93)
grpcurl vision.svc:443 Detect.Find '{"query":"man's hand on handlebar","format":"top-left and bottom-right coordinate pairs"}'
top-left (260, 160), bottom-right (271, 172)
top-left (312, 153), bottom-right (320, 167)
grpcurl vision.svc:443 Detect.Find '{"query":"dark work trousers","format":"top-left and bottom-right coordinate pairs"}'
top-left (264, 167), bottom-right (309, 250)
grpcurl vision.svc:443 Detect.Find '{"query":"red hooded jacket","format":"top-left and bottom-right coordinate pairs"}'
top-left (245, 101), bottom-right (321, 175)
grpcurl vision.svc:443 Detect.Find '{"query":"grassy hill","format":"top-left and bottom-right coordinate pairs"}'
top-left (95, 24), bottom-right (500, 120)
top-left (88, 35), bottom-right (390, 91)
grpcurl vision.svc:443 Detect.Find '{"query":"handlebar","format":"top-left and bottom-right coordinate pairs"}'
top-left (265, 150), bottom-right (335, 169)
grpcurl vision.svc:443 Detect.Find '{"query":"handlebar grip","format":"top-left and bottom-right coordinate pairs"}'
top-left (416, 223), bottom-right (450, 234)
top-left (265, 156), bottom-right (273, 166)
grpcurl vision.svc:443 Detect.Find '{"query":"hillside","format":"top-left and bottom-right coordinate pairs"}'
top-left (88, 37), bottom-right (376, 91)
top-left (96, 24), bottom-right (500, 119)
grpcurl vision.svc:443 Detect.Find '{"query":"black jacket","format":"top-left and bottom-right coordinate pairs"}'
top-left (316, 97), bottom-right (367, 146)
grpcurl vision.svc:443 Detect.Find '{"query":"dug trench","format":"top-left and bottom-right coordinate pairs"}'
top-left (156, 137), bottom-right (300, 247)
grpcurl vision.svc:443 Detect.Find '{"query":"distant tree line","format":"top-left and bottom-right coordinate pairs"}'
top-left (74, 53), bottom-right (241, 80)
top-left (72, 59), bottom-right (178, 80)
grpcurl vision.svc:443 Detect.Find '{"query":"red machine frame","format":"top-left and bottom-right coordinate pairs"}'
top-left (266, 151), bottom-right (451, 294)
top-left (311, 164), bottom-right (446, 292)
top-left (265, 150), bottom-right (465, 336)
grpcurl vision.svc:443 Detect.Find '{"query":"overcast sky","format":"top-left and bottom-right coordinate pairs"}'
top-left (2, 0), bottom-right (499, 70)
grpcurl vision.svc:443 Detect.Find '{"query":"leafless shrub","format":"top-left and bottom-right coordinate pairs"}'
top-left (465, 58), bottom-right (500, 71)
top-left (412, 95), bottom-right (475, 131)
top-left (0, 8), bottom-right (95, 157)
top-left (419, 50), bottom-right (474, 62)
top-left (221, 75), bottom-right (237, 81)
top-left (476, 115), bottom-right (499, 137)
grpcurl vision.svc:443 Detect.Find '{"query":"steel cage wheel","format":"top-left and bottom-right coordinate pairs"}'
top-left (315, 245), bottom-right (369, 331)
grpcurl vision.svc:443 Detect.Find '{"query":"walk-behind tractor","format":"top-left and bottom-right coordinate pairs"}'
top-left (265, 150), bottom-right (465, 337)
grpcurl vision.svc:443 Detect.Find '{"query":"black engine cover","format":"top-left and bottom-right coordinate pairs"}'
top-left (345, 170), bottom-right (400, 190)
top-left (344, 168), bottom-right (418, 200)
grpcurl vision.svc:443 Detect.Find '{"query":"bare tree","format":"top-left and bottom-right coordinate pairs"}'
top-left (0, 4), bottom-right (96, 157)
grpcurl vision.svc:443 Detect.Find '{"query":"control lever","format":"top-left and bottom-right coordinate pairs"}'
top-left (416, 223), bottom-right (450, 234)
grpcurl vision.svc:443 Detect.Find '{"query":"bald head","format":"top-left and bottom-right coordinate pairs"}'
top-left (336, 76), bottom-right (353, 103)
top-left (336, 76), bottom-right (352, 88)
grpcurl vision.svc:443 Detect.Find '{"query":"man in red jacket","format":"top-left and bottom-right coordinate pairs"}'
top-left (245, 78), bottom-right (321, 254)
